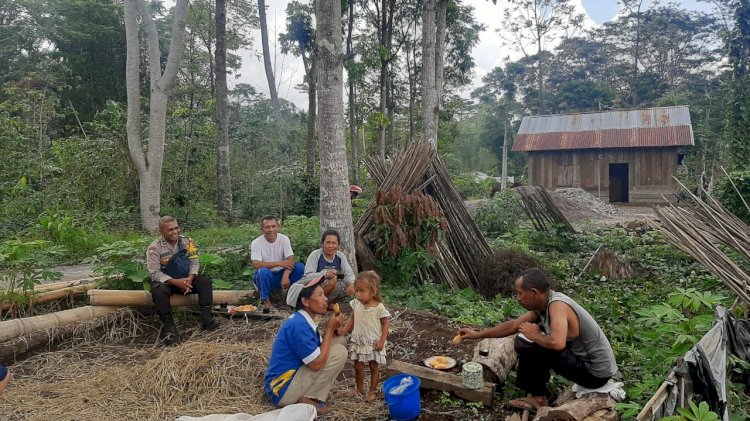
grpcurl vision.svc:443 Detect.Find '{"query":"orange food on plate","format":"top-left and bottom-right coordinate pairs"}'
top-left (234, 304), bottom-right (257, 312)
top-left (332, 303), bottom-right (340, 315)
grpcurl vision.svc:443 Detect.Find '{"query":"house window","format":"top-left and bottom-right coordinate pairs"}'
top-left (677, 153), bottom-right (685, 166)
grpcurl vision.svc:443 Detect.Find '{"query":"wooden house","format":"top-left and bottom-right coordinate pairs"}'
top-left (511, 106), bottom-right (694, 203)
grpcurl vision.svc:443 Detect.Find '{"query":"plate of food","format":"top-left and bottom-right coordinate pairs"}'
top-left (424, 355), bottom-right (457, 370)
top-left (229, 304), bottom-right (258, 314)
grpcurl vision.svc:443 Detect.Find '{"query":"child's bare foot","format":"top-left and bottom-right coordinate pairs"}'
top-left (365, 390), bottom-right (382, 402)
top-left (347, 388), bottom-right (365, 398)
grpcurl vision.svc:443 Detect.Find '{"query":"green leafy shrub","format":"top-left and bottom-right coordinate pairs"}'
top-left (85, 239), bottom-right (150, 290)
top-left (474, 189), bottom-right (528, 236)
top-left (714, 169), bottom-right (750, 224)
top-left (280, 215), bottom-right (320, 263)
top-left (0, 239), bottom-right (63, 292)
top-left (451, 173), bottom-right (495, 199)
top-left (372, 187), bottom-right (446, 284)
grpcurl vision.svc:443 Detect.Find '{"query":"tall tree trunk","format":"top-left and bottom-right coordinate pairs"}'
top-left (347, 0), bottom-right (359, 184)
top-left (435, 0), bottom-right (447, 100)
top-left (316, 0), bottom-right (357, 268)
top-left (215, 0), bottom-right (233, 220)
top-left (377, 63), bottom-right (387, 158)
top-left (304, 53), bottom-right (317, 177)
top-left (421, 0), bottom-right (438, 147)
top-left (386, 73), bottom-right (394, 150)
top-left (537, 35), bottom-right (545, 114)
top-left (407, 41), bottom-right (415, 144)
top-left (258, 0), bottom-right (279, 118)
top-left (124, 0), bottom-right (189, 232)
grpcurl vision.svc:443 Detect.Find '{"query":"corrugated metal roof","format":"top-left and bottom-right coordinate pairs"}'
top-left (512, 106), bottom-right (694, 152)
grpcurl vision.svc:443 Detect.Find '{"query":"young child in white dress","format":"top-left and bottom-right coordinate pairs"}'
top-left (338, 271), bottom-right (390, 402)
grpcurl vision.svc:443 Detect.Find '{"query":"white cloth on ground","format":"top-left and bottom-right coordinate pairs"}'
top-left (175, 403), bottom-right (317, 421)
top-left (572, 379), bottom-right (626, 401)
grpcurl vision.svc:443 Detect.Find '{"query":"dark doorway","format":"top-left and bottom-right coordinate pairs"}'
top-left (609, 163), bottom-right (629, 203)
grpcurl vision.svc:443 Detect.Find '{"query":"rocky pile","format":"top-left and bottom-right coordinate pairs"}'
top-left (553, 188), bottom-right (617, 216)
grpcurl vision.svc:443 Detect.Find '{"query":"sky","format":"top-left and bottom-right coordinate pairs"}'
top-left (233, 0), bottom-right (715, 111)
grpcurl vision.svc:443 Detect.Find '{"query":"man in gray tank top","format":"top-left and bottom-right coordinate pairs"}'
top-left (459, 268), bottom-right (618, 411)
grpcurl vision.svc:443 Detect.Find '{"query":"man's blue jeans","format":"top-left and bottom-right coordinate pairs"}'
top-left (253, 262), bottom-right (305, 301)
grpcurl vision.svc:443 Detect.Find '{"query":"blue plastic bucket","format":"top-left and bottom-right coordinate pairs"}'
top-left (383, 374), bottom-right (421, 421)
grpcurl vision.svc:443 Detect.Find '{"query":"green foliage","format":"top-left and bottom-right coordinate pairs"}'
top-left (714, 170), bottom-right (750, 224)
top-left (85, 239), bottom-right (150, 290)
top-left (661, 401), bottom-right (720, 421)
top-left (378, 248), bottom-right (436, 286)
top-left (280, 215), bottom-right (320, 263)
top-left (451, 174), bottom-right (495, 199)
top-left (474, 189), bottom-right (528, 236)
top-left (383, 281), bottom-right (524, 326)
top-left (0, 239), bottom-right (63, 292)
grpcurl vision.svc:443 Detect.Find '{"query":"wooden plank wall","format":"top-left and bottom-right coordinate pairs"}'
top-left (527, 147), bottom-right (679, 202)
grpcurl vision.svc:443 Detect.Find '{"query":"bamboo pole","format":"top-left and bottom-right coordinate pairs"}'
top-left (33, 277), bottom-right (100, 292)
top-left (0, 305), bottom-right (119, 343)
top-left (1, 283), bottom-right (98, 312)
top-left (88, 289), bottom-right (252, 307)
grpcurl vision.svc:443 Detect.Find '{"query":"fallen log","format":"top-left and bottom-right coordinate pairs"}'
top-left (385, 359), bottom-right (496, 405)
top-left (533, 394), bottom-right (615, 421)
top-left (0, 323), bottom-right (78, 363)
top-left (1, 283), bottom-right (98, 312)
top-left (88, 289), bottom-right (252, 307)
top-left (0, 305), bottom-right (119, 343)
top-left (471, 336), bottom-right (517, 383)
top-left (582, 408), bottom-right (619, 421)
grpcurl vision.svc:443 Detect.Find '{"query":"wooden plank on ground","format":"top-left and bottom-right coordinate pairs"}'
top-left (385, 359), bottom-right (495, 406)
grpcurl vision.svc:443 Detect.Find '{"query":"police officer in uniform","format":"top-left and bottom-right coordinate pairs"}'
top-left (147, 216), bottom-right (219, 345)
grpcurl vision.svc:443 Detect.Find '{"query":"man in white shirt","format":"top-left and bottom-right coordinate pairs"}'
top-left (251, 215), bottom-right (305, 312)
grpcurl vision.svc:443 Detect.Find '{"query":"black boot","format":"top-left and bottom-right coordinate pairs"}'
top-left (160, 314), bottom-right (179, 345)
top-left (200, 305), bottom-right (219, 330)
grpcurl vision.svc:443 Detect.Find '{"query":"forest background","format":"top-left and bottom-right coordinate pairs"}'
top-left (2, 0), bottom-right (750, 236)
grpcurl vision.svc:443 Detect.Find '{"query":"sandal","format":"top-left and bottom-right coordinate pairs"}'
top-left (312, 399), bottom-right (330, 415)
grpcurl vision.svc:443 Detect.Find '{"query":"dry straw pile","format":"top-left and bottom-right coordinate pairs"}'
top-left (0, 309), bottom-right (388, 421)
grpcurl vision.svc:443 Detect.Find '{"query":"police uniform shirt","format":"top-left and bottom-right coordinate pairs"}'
top-left (146, 236), bottom-right (200, 283)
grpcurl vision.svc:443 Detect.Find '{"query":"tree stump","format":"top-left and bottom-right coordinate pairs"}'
top-left (471, 336), bottom-right (517, 383)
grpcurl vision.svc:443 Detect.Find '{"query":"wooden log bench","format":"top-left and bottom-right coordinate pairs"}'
top-left (385, 359), bottom-right (496, 406)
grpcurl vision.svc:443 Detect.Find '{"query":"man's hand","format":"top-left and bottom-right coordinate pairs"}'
top-left (459, 327), bottom-right (482, 340)
top-left (374, 338), bottom-right (386, 351)
top-left (518, 322), bottom-right (542, 340)
top-left (281, 275), bottom-right (291, 289)
top-left (169, 278), bottom-right (193, 294)
top-left (279, 261), bottom-right (294, 271)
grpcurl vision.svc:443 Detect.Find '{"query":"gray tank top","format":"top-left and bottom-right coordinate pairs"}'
top-left (536, 291), bottom-right (618, 378)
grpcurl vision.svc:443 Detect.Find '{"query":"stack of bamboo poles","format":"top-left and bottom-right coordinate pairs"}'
top-left (652, 181), bottom-right (750, 306)
top-left (515, 186), bottom-right (575, 233)
top-left (1, 278), bottom-right (100, 313)
top-left (354, 142), bottom-right (491, 289)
